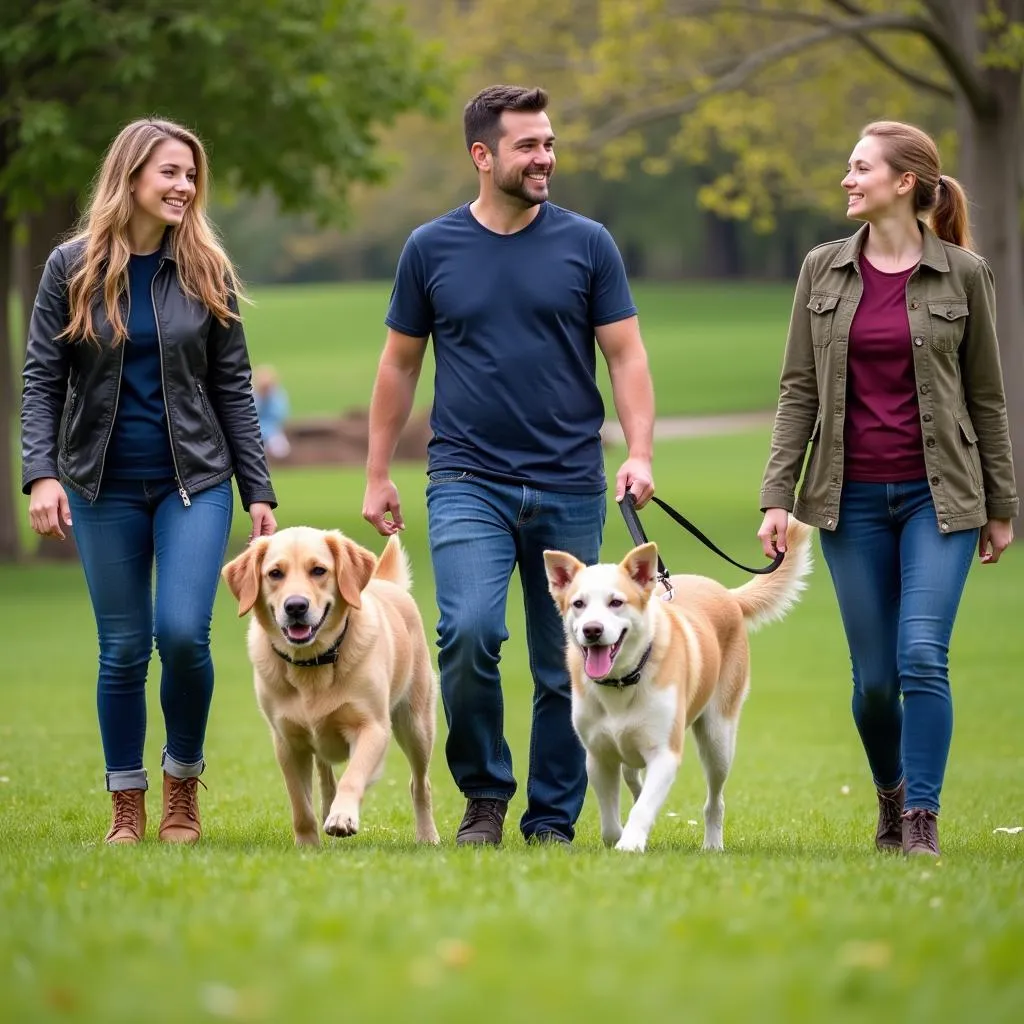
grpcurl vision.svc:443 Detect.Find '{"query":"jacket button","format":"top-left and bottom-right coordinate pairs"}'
top-left (923, 413), bottom-right (932, 422)
top-left (930, 476), bottom-right (940, 485)
top-left (920, 384), bottom-right (929, 394)
top-left (926, 437), bottom-right (936, 447)
top-left (826, 518), bottom-right (834, 527)
top-left (816, 300), bottom-right (823, 310)
top-left (910, 300), bottom-right (920, 309)
top-left (940, 522), bottom-right (950, 531)
top-left (914, 337), bottom-right (924, 346)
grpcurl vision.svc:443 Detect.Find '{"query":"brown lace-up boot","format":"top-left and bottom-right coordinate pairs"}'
top-left (105, 789), bottom-right (146, 845)
top-left (158, 773), bottom-right (205, 844)
top-left (875, 780), bottom-right (905, 852)
top-left (902, 808), bottom-right (940, 857)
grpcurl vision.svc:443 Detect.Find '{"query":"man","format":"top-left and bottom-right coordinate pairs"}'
top-left (362, 84), bottom-right (656, 847)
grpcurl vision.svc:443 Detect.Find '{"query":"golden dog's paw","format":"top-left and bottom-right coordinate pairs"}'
top-left (323, 806), bottom-right (360, 838)
top-left (417, 825), bottom-right (441, 845)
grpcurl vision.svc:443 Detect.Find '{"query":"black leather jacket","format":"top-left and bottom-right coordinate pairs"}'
top-left (21, 236), bottom-right (277, 510)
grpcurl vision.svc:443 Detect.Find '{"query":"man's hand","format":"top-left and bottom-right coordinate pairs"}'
top-left (363, 477), bottom-right (404, 536)
top-left (979, 517), bottom-right (1013, 564)
top-left (615, 456), bottom-right (654, 509)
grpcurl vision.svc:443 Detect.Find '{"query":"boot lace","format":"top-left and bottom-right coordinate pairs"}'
top-left (878, 787), bottom-right (903, 830)
top-left (462, 798), bottom-right (505, 829)
top-left (111, 791), bottom-right (140, 833)
top-left (167, 776), bottom-right (206, 818)
top-left (905, 809), bottom-right (936, 850)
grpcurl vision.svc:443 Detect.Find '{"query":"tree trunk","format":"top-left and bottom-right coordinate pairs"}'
top-left (0, 201), bottom-right (20, 562)
top-left (955, 49), bottom-right (1024, 520)
top-left (17, 194), bottom-right (81, 562)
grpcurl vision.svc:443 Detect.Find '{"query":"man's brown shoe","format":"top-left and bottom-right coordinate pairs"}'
top-left (158, 772), bottom-right (204, 844)
top-left (456, 798), bottom-right (507, 846)
top-left (105, 789), bottom-right (146, 845)
top-left (875, 781), bottom-right (905, 852)
top-left (902, 807), bottom-right (940, 857)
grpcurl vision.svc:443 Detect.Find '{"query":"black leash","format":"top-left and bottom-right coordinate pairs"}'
top-left (618, 493), bottom-right (784, 594)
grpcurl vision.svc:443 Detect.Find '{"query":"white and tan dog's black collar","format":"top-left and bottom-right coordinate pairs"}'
top-left (589, 643), bottom-right (653, 689)
top-left (272, 616), bottom-right (349, 667)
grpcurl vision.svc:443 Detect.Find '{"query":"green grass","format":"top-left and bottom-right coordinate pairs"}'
top-left (2, 432), bottom-right (1022, 1023)
top-left (240, 281), bottom-right (794, 418)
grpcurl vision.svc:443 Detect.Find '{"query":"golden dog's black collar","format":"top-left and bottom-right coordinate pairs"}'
top-left (272, 616), bottom-right (349, 667)
top-left (591, 643), bottom-right (653, 689)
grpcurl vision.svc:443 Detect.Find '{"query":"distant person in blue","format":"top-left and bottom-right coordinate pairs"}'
top-left (253, 365), bottom-right (292, 460)
top-left (362, 84), bottom-right (656, 847)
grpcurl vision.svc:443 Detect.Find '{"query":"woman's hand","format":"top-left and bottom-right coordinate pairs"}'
top-left (248, 502), bottom-right (277, 544)
top-left (979, 518), bottom-right (1013, 564)
top-left (28, 478), bottom-right (72, 540)
top-left (757, 507), bottom-right (790, 558)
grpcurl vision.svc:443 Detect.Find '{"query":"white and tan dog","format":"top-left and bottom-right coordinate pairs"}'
top-left (222, 527), bottom-right (440, 847)
top-left (544, 521), bottom-right (812, 853)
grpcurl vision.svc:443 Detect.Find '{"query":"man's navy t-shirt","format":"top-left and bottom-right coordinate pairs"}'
top-left (385, 202), bottom-right (637, 494)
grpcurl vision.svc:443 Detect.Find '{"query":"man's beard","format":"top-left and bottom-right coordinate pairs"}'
top-left (493, 162), bottom-right (550, 206)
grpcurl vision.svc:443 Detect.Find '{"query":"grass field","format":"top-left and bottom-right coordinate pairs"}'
top-left (2, 430), bottom-right (1022, 1023)
top-left (238, 280), bottom-right (795, 418)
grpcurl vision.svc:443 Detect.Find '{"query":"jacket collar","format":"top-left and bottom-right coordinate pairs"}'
top-left (829, 220), bottom-right (949, 273)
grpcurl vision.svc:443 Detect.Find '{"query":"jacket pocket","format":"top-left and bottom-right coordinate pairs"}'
top-left (61, 389), bottom-right (78, 457)
top-left (196, 382), bottom-right (226, 454)
top-left (927, 299), bottom-right (969, 352)
top-left (807, 293), bottom-right (841, 348)
top-left (954, 409), bottom-right (983, 491)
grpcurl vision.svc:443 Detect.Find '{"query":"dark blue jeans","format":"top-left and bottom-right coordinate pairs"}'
top-left (426, 472), bottom-right (606, 841)
top-left (819, 479), bottom-right (978, 813)
top-left (67, 478), bottom-right (233, 792)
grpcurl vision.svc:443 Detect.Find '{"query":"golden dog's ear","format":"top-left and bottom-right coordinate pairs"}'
top-left (325, 532), bottom-right (376, 610)
top-left (543, 550), bottom-right (585, 599)
top-left (221, 538), bottom-right (270, 616)
top-left (621, 542), bottom-right (659, 594)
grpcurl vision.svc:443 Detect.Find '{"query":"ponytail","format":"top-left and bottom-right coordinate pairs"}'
top-left (932, 174), bottom-right (973, 251)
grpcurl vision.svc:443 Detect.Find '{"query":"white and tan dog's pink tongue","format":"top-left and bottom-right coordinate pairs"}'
top-left (584, 645), bottom-right (614, 679)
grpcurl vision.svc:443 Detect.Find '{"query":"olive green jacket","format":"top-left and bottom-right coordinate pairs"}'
top-left (761, 222), bottom-right (1018, 533)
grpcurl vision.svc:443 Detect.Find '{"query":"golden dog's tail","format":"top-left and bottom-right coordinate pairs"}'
top-left (730, 519), bottom-right (814, 631)
top-left (374, 534), bottom-right (412, 591)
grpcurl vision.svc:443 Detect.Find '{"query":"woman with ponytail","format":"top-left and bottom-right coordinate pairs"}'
top-left (757, 120), bottom-right (1017, 857)
top-left (21, 119), bottom-right (278, 845)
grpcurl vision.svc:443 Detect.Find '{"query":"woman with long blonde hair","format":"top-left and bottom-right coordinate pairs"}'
top-left (758, 120), bottom-right (1016, 857)
top-left (21, 118), bottom-right (278, 845)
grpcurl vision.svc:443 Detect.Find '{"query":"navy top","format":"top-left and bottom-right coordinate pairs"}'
top-left (105, 250), bottom-right (175, 479)
top-left (385, 202), bottom-right (637, 493)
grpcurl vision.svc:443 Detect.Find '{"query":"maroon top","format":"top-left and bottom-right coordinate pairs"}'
top-left (843, 257), bottom-right (927, 483)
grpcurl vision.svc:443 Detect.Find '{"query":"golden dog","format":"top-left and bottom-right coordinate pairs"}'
top-left (544, 520), bottom-right (813, 853)
top-left (222, 527), bottom-right (439, 847)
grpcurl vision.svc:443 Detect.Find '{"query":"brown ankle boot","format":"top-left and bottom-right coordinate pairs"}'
top-left (875, 780), bottom-right (905, 852)
top-left (158, 772), bottom-right (204, 844)
top-left (902, 807), bottom-right (940, 857)
top-left (105, 789), bottom-right (146, 845)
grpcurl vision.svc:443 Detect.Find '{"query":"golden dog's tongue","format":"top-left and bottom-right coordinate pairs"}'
top-left (287, 624), bottom-right (313, 642)
top-left (584, 645), bottom-right (614, 679)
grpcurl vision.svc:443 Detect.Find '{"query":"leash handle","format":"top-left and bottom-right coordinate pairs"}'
top-left (619, 493), bottom-right (784, 576)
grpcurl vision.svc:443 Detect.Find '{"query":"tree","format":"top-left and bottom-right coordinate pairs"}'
top-left (449, 0), bottom-right (1024, 514)
top-left (0, 0), bottom-right (448, 561)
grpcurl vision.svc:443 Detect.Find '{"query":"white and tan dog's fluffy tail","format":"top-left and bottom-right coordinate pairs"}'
top-left (374, 534), bottom-right (412, 591)
top-left (730, 519), bottom-right (814, 631)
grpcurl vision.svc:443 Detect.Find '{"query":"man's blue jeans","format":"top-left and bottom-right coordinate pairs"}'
top-left (67, 478), bottom-right (234, 792)
top-left (818, 479), bottom-right (978, 813)
top-left (426, 472), bottom-right (606, 841)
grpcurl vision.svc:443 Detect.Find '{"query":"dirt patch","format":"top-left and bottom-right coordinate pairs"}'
top-left (275, 410), bottom-right (433, 468)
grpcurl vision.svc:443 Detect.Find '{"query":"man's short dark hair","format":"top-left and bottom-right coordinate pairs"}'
top-left (463, 85), bottom-right (549, 154)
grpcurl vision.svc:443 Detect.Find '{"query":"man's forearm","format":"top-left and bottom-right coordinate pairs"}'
top-left (366, 363), bottom-right (418, 480)
top-left (609, 354), bottom-right (655, 460)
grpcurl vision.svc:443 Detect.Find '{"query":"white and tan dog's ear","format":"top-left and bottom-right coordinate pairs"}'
top-left (221, 538), bottom-right (271, 616)
top-left (543, 550), bottom-right (585, 601)
top-left (324, 532), bottom-right (377, 610)
top-left (620, 542), bottom-right (659, 595)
